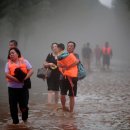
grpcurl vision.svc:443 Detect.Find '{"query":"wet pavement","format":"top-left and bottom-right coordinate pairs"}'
top-left (0, 62), bottom-right (130, 130)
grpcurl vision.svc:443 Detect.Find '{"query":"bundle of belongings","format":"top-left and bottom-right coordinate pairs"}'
top-left (14, 68), bottom-right (31, 89)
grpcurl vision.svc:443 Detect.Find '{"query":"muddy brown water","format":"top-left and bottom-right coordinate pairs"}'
top-left (0, 62), bottom-right (130, 130)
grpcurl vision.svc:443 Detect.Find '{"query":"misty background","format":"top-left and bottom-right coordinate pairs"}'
top-left (0, 0), bottom-right (130, 98)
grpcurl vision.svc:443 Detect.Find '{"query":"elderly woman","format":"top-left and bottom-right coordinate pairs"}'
top-left (5, 48), bottom-right (33, 124)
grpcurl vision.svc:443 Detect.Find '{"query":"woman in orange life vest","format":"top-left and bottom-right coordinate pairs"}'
top-left (8, 40), bottom-right (30, 108)
top-left (101, 42), bottom-right (112, 70)
top-left (5, 48), bottom-right (33, 124)
top-left (57, 43), bottom-right (79, 113)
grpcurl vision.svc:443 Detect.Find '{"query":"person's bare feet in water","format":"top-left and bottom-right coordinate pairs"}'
top-left (63, 106), bottom-right (70, 112)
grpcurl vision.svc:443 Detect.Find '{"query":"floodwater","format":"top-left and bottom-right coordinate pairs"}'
top-left (0, 61), bottom-right (130, 130)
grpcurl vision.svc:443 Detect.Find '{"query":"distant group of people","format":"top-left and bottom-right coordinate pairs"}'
top-left (5, 40), bottom-right (80, 125)
top-left (82, 42), bottom-right (113, 71)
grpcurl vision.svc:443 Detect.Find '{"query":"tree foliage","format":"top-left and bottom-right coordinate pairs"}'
top-left (0, 0), bottom-right (130, 20)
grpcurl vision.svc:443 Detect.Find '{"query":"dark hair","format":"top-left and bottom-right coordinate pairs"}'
top-left (57, 43), bottom-right (65, 50)
top-left (8, 48), bottom-right (21, 59)
top-left (67, 41), bottom-right (76, 48)
top-left (9, 40), bottom-right (18, 47)
top-left (105, 41), bottom-right (109, 45)
top-left (51, 43), bottom-right (58, 49)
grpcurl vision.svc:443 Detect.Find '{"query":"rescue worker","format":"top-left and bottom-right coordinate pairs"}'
top-left (101, 42), bottom-right (112, 70)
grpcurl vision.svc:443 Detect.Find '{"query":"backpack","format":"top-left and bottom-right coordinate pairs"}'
top-left (74, 53), bottom-right (87, 80)
top-left (77, 62), bottom-right (86, 80)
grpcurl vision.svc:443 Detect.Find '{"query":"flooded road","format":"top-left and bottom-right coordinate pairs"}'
top-left (0, 62), bottom-right (130, 130)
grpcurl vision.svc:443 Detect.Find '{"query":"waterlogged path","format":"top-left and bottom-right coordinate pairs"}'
top-left (1, 64), bottom-right (130, 130)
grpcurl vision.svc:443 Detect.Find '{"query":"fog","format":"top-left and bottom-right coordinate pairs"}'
top-left (0, 0), bottom-right (130, 90)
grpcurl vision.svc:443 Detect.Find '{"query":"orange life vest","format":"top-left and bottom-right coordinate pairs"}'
top-left (8, 59), bottom-right (28, 76)
top-left (102, 47), bottom-right (111, 55)
top-left (58, 53), bottom-right (78, 77)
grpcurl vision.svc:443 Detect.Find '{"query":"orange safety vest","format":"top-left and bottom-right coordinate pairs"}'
top-left (8, 59), bottom-right (28, 77)
top-left (102, 47), bottom-right (111, 55)
top-left (58, 53), bottom-right (78, 77)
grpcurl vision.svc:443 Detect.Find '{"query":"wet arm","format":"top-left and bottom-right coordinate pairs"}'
top-left (43, 62), bottom-right (55, 68)
top-left (43, 62), bottom-right (50, 68)
top-left (5, 73), bottom-right (20, 82)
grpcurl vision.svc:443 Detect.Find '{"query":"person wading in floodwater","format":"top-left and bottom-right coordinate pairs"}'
top-left (101, 42), bottom-right (113, 70)
top-left (57, 43), bottom-right (78, 113)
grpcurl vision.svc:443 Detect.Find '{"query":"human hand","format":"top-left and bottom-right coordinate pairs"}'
top-left (14, 77), bottom-right (21, 83)
top-left (49, 63), bottom-right (54, 67)
top-left (62, 66), bottom-right (69, 72)
top-left (49, 63), bottom-right (57, 69)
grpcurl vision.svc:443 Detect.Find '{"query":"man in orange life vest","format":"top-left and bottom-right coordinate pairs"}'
top-left (57, 43), bottom-right (79, 113)
top-left (101, 42), bottom-right (113, 70)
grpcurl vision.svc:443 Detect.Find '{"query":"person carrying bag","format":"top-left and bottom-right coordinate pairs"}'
top-left (37, 67), bottom-right (52, 79)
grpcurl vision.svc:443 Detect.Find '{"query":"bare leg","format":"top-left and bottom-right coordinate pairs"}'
top-left (69, 96), bottom-right (75, 113)
top-left (61, 95), bottom-right (69, 112)
top-left (54, 91), bottom-right (59, 104)
top-left (48, 91), bottom-right (53, 104)
top-left (51, 91), bottom-right (59, 111)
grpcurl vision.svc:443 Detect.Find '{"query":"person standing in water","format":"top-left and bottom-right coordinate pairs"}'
top-left (57, 43), bottom-right (78, 113)
top-left (101, 42), bottom-right (112, 70)
top-left (44, 43), bottom-right (61, 106)
top-left (8, 40), bottom-right (30, 114)
top-left (5, 48), bottom-right (33, 124)
top-left (82, 42), bottom-right (92, 71)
